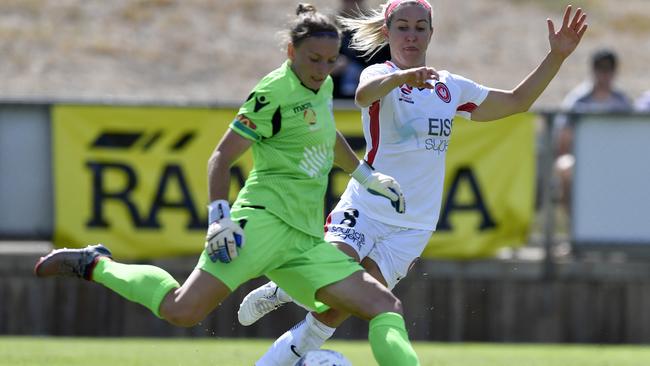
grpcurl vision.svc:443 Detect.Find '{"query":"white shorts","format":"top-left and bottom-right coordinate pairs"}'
top-left (324, 201), bottom-right (433, 290)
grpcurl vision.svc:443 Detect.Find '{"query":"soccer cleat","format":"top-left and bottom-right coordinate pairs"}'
top-left (34, 244), bottom-right (112, 280)
top-left (237, 281), bottom-right (291, 326)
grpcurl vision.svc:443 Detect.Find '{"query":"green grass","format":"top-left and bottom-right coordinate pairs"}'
top-left (0, 337), bottom-right (649, 366)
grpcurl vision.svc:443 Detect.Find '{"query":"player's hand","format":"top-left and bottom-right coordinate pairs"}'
top-left (204, 199), bottom-right (245, 263)
top-left (547, 5), bottom-right (588, 60)
top-left (399, 66), bottom-right (439, 89)
top-left (351, 160), bottom-right (406, 214)
top-left (205, 217), bottom-right (245, 263)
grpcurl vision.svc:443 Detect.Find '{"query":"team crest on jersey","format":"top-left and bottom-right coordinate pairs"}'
top-left (399, 84), bottom-right (414, 104)
top-left (303, 108), bottom-right (319, 130)
top-left (235, 114), bottom-right (256, 130)
top-left (435, 82), bottom-right (451, 103)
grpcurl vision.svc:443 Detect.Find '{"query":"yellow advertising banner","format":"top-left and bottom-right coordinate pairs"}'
top-left (53, 105), bottom-right (534, 260)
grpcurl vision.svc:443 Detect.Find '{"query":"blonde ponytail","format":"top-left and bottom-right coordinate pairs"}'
top-left (337, 7), bottom-right (386, 59)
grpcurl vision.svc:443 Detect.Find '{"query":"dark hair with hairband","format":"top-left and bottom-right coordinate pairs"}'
top-left (289, 3), bottom-right (341, 47)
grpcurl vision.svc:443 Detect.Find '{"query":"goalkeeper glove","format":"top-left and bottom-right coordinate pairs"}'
top-left (351, 160), bottom-right (405, 214)
top-left (205, 200), bottom-right (245, 263)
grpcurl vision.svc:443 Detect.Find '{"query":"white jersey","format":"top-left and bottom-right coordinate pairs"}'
top-left (340, 61), bottom-right (490, 230)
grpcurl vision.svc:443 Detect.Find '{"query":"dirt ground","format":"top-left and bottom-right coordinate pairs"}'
top-left (1, 0), bottom-right (649, 109)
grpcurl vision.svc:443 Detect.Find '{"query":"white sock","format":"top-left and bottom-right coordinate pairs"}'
top-left (255, 312), bottom-right (336, 366)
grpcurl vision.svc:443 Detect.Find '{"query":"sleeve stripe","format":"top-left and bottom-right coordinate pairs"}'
top-left (231, 120), bottom-right (261, 141)
top-left (457, 102), bottom-right (478, 113)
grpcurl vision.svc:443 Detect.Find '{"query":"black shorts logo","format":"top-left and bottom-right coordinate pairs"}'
top-left (340, 208), bottom-right (359, 227)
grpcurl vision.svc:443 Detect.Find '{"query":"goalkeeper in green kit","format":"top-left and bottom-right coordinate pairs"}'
top-left (35, 3), bottom-right (420, 366)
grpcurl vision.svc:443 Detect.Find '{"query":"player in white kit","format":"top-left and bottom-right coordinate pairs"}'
top-left (239, 1), bottom-right (588, 365)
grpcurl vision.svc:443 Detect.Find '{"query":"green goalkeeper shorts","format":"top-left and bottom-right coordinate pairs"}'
top-left (196, 206), bottom-right (363, 313)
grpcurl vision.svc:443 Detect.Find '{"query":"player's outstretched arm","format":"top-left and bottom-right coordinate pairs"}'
top-left (472, 5), bottom-right (588, 122)
top-left (355, 67), bottom-right (439, 108)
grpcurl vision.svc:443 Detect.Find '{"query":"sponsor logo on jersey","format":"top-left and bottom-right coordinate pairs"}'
top-left (425, 118), bottom-right (453, 154)
top-left (399, 84), bottom-right (414, 104)
top-left (292, 102), bottom-right (313, 114)
top-left (435, 82), bottom-right (451, 103)
top-left (254, 94), bottom-right (270, 112)
top-left (235, 114), bottom-right (256, 130)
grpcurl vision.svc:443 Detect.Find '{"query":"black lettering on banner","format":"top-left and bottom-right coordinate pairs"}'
top-left (86, 161), bottom-right (143, 228)
top-left (437, 166), bottom-right (497, 231)
top-left (142, 164), bottom-right (203, 229)
top-left (86, 161), bottom-right (249, 230)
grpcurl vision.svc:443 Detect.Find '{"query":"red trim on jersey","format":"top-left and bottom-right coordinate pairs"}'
top-left (324, 212), bottom-right (332, 233)
top-left (366, 101), bottom-right (381, 165)
top-left (457, 102), bottom-right (478, 113)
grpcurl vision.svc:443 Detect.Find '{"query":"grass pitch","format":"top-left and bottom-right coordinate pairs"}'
top-left (0, 337), bottom-right (649, 366)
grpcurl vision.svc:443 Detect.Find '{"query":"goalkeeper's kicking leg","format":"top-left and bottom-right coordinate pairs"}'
top-left (34, 244), bottom-right (234, 327)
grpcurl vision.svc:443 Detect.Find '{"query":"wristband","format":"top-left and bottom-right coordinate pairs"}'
top-left (350, 160), bottom-right (373, 186)
top-left (208, 199), bottom-right (231, 223)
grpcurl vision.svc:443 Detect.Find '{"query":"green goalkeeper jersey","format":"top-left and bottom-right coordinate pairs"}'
top-left (229, 61), bottom-right (336, 238)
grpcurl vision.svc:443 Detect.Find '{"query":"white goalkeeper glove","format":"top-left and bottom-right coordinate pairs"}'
top-left (351, 160), bottom-right (405, 214)
top-left (205, 200), bottom-right (245, 263)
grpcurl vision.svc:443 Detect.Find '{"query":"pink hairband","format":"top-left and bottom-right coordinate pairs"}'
top-left (384, 0), bottom-right (432, 21)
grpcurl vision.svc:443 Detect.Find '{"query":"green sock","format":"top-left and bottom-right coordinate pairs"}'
top-left (92, 258), bottom-right (180, 318)
top-left (369, 312), bottom-right (420, 366)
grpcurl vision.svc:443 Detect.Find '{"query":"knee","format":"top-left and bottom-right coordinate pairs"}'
top-left (369, 291), bottom-right (403, 317)
top-left (160, 302), bottom-right (206, 328)
top-left (385, 294), bottom-right (403, 314)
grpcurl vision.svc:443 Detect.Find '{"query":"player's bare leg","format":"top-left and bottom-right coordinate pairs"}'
top-left (159, 269), bottom-right (231, 327)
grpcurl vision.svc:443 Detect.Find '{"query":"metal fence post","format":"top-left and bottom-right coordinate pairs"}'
top-left (540, 112), bottom-right (557, 280)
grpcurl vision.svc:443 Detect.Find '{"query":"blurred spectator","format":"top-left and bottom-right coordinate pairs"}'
top-left (561, 49), bottom-right (632, 113)
top-left (331, 0), bottom-right (391, 99)
top-left (554, 49), bottom-right (632, 213)
top-left (635, 90), bottom-right (650, 112)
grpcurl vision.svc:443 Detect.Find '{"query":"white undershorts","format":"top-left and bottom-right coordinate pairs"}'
top-left (324, 200), bottom-right (433, 290)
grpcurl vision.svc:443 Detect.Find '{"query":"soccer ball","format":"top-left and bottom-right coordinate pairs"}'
top-left (294, 349), bottom-right (352, 366)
